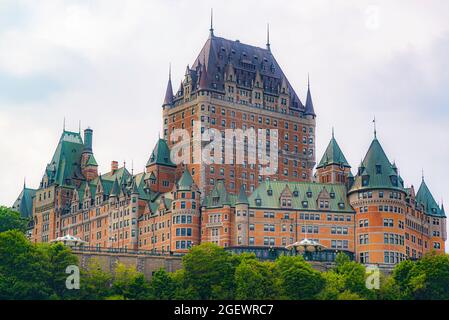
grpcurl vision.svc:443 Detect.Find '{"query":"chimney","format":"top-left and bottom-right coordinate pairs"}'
top-left (111, 161), bottom-right (118, 174)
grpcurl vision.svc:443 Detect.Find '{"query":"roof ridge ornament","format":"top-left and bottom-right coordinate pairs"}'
top-left (373, 116), bottom-right (377, 139)
top-left (266, 23), bottom-right (271, 51)
top-left (209, 8), bottom-right (214, 37)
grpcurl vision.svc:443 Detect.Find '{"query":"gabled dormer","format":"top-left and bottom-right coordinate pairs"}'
top-left (279, 184), bottom-right (293, 208)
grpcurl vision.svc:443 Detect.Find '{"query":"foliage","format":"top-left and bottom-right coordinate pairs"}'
top-left (0, 230), bottom-right (54, 299)
top-left (0, 206), bottom-right (28, 233)
top-left (78, 258), bottom-right (113, 300)
top-left (181, 243), bottom-right (239, 299)
top-left (234, 256), bottom-right (280, 299)
top-left (275, 255), bottom-right (325, 300)
top-left (112, 263), bottom-right (151, 300)
top-left (390, 253), bottom-right (449, 300)
top-left (2, 230), bottom-right (449, 301)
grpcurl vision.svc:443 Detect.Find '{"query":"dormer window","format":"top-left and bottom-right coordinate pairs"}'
top-left (376, 165), bottom-right (382, 174)
top-left (267, 189), bottom-right (273, 196)
top-left (255, 199), bottom-right (262, 206)
top-left (293, 191), bottom-right (299, 197)
top-left (390, 176), bottom-right (398, 187)
top-left (338, 202), bottom-right (345, 209)
top-left (302, 201), bottom-right (308, 208)
top-left (330, 192), bottom-right (335, 199)
top-left (362, 175), bottom-right (370, 187)
top-left (307, 191), bottom-right (312, 198)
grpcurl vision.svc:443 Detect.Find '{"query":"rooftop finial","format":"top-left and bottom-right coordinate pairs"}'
top-left (266, 23), bottom-right (271, 51)
top-left (422, 168), bottom-right (425, 181)
top-left (209, 8), bottom-right (214, 37)
top-left (308, 73), bottom-right (310, 89)
top-left (24, 177), bottom-right (26, 188)
top-left (373, 116), bottom-right (377, 138)
top-left (63, 117), bottom-right (66, 131)
top-left (332, 126), bottom-right (335, 138)
top-left (79, 120), bottom-right (81, 134)
top-left (169, 62), bottom-right (171, 80)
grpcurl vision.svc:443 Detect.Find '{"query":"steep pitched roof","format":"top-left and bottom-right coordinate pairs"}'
top-left (146, 139), bottom-right (176, 168)
top-left (12, 187), bottom-right (36, 218)
top-left (247, 181), bottom-right (352, 212)
top-left (316, 133), bottom-right (350, 169)
top-left (203, 180), bottom-right (237, 208)
top-left (163, 76), bottom-right (174, 106)
top-left (177, 169), bottom-right (194, 191)
top-left (349, 137), bottom-right (403, 193)
top-left (44, 130), bottom-right (84, 187)
top-left (86, 154), bottom-right (98, 166)
top-left (305, 80), bottom-right (316, 116)
top-left (236, 185), bottom-right (249, 205)
top-left (176, 34), bottom-right (305, 112)
top-left (416, 179), bottom-right (446, 217)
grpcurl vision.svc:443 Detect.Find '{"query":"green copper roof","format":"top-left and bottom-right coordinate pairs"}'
top-left (247, 181), bottom-right (353, 212)
top-left (316, 133), bottom-right (350, 169)
top-left (86, 154), bottom-right (98, 166)
top-left (236, 185), bottom-right (249, 205)
top-left (416, 179), bottom-right (446, 217)
top-left (349, 137), bottom-right (404, 194)
top-left (12, 187), bottom-right (36, 218)
top-left (177, 169), bottom-right (194, 191)
top-left (110, 178), bottom-right (120, 197)
top-left (146, 139), bottom-right (176, 168)
top-left (203, 180), bottom-right (237, 208)
top-left (45, 130), bottom-right (84, 187)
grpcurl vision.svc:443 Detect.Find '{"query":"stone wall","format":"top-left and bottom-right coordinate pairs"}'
top-left (73, 251), bottom-right (183, 280)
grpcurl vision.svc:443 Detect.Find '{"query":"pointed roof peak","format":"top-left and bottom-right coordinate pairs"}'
top-left (163, 65), bottom-right (174, 106)
top-left (177, 168), bottom-right (194, 191)
top-left (305, 74), bottom-right (316, 116)
top-left (236, 185), bottom-right (249, 205)
top-left (147, 138), bottom-right (176, 168)
top-left (317, 131), bottom-right (350, 169)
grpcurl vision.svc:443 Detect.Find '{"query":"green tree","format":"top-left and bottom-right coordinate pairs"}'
top-left (149, 268), bottom-right (179, 300)
top-left (112, 263), bottom-right (151, 300)
top-left (276, 255), bottom-right (325, 300)
top-left (0, 230), bottom-right (53, 299)
top-left (36, 242), bottom-right (79, 299)
top-left (78, 258), bottom-right (112, 300)
top-left (181, 243), bottom-right (239, 299)
top-left (332, 253), bottom-right (374, 299)
top-left (391, 253), bottom-right (449, 300)
top-left (0, 206), bottom-right (28, 233)
top-left (234, 257), bottom-right (280, 299)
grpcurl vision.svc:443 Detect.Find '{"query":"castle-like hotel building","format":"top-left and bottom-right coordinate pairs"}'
top-left (12, 27), bottom-right (446, 266)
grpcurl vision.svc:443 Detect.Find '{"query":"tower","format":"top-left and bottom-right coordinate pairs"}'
top-left (348, 135), bottom-right (406, 265)
top-left (235, 185), bottom-right (250, 246)
top-left (145, 138), bottom-right (177, 193)
top-left (316, 129), bottom-right (351, 184)
top-left (162, 25), bottom-right (316, 197)
top-left (80, 128), bottom-right (98, 181)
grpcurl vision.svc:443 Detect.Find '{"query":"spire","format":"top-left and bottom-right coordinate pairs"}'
top-left (422, 168), bottom-right (425, 181)
top-left (177, 168), bottom-right (194, 191)
top-left (209, 8), bottom-right (214, 37)
top-left (63, 117), bottom-right (66, 131)
top-left (316, 130), bottom-right (350, 169)
top-left (236, 185), bottom-right (249, 205)
top-left (23, 177), bottom-right (26, 189)
top-left (373, 116), bottom-right (377, 139)
top-left (304, 74), bottom-right (316, 116)
top-left (163, 64), bottom-right (174, 106)
top-left (266, 23), bottom-right (271, 51)
top-left (131, 176), bottom-right (139, 194)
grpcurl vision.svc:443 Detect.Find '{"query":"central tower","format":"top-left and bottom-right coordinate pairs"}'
top-left (162, 26), bottom-right (316, 196)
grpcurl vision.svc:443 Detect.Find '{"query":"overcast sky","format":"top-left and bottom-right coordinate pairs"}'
top-left (1, 0), bottom-right (448, 248)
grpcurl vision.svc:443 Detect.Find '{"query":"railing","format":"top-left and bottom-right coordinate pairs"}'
top-left (70, 245), bottom-right (185, 257)
top-left (224, 246), bottom-right (354, 262)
